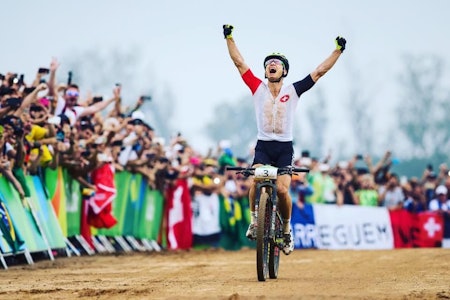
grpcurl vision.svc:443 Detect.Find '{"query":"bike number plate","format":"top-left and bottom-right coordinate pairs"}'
top-left (254, 166), bottom-right (278, 180)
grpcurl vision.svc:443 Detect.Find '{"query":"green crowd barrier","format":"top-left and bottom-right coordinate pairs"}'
top-left (45, 169), bottom-right (165, 242)
top-left (97, 172), bottom-right (164, 241)
top-left (26, 175), bottom-right (66, 249)
top-left (45, 167), bottom-right (68, 237)
top-left (45, 167), bottom-right (85, 238)
top-left (2, 167), bottom-right (254, 258)
top-left (0, 177), bottom-right (51, 253)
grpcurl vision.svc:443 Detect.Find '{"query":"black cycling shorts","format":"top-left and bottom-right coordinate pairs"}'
top-left (252, 140), bottom-right (294, 168)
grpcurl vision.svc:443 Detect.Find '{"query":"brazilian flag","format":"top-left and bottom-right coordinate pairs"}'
top-left (219, 195), bottom-right (255, 250)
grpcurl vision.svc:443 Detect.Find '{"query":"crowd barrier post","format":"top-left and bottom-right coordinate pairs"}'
top-left (0, 249), bottom-right (6, 269)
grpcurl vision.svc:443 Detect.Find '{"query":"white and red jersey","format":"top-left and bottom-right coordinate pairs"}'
top-left (242, 69), bottom-right (314, 142)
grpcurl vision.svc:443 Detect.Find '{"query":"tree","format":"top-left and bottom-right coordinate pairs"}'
top-left (347, 68), bottom-right (374, 156)
top-left (397, 55), bottom-right (450, 159)
top-left (205, 95), bottom-right (256, 158)
top-left (62, 46), bottom-right (175, 139)
top-left (306, 88), bottom-right (328, 157)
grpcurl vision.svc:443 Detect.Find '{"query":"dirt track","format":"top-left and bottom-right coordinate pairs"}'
top-left (1, 248), bottom-right (450, 300)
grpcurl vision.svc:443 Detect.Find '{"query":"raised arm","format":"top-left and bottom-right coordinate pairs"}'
top-left (310, 36), bottom-right (346, 83)
top-left (47, 57), bottom-right (59, 99)
top-left (13, 83), bottom-right (47, 117)
top-left (223, 25), bottom-right (249, 76)
top-left (79, 85), bottom-right (120, 117)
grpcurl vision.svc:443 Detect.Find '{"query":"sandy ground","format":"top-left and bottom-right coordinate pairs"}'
top-left (1, 248), bottom-right (450, 300)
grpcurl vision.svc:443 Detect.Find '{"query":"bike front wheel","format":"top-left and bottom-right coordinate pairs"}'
top-left (256, 192), bottom-right (271, 282)
top-left (268, 209), bottom-right (281, 279)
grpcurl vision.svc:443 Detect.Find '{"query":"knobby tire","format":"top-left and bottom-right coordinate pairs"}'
top-left (268, 208), bottom-right (281, 279)
top-left (256, 192), bottom-right (271, 282)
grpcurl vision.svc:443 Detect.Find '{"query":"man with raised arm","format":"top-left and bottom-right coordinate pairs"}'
top-left (223, 24), bottom-right (346, 255)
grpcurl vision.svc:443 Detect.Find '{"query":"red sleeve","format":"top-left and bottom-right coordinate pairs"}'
top-left (242, 69), bottom-right (262, 95)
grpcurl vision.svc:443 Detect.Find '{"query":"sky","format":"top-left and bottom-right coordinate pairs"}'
top-left (2, 0), bottom-right (450, 157)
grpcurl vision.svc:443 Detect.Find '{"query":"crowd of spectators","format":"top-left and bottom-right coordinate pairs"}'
top-left (290, 150), bottom-right (450, 218)
top-left (0, 59), bottom-right (256, 214)
top-left (0, 59), bottom-right (175, 206)
top-left (1, 59), bottom-right (449, 223)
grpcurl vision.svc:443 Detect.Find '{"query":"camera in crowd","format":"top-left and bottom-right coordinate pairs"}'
top-left (4, 97), bottom-right (23, 109)
top-left (92, 96), bottom-right (103, 103)
top-left (0, 86), bottom-right (14, 97)
top-left (38, 68), bottom-right (50, 75)
top-left (7, 74), bottom-right (24, 87)
top-left (140, 95), bottom-right (152, 101)
top-left (23, 86), bottom-right (36, 94)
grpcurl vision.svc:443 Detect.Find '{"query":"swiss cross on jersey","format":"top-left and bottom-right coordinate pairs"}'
top-left (279, 95), bottom-right (290, 103)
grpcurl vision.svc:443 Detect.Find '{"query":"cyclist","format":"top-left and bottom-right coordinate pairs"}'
top-left (223, 24), bottom-right (346, 255)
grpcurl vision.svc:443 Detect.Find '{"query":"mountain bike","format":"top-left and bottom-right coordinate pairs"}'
top-left (227, 165), bottom-right (309, 281)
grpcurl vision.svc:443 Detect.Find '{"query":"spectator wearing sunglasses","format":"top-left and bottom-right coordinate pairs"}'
top-left (53, 81), bottom-right (120, 127)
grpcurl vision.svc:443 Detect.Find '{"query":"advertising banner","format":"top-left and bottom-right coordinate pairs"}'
top-left (292, 204), bottom-right (394, 250)
top-left (0, 177), bottom-right (48, 252)
top-left (27, 176), bottom-right (66, 249)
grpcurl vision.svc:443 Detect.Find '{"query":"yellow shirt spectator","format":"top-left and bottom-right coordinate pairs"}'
top-left (25, 125), bottom-right (53, 165)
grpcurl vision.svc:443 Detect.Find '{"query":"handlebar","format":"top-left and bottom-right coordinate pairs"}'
top-left (226, 165), bottom-right (309, 177)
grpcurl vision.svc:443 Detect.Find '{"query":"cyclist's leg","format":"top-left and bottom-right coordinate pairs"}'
top-left (246, 164), bottom-right (263, 239)
top-left (274, 142), bottom-right (295, 255)
top-left (247, 140), bottom-right (270, 239)
top-left (274, 140), bottom-right (294, 233)
top-left (277, 175), bottom-right (295, 254)
top-left (276, 174), bottom-right (292, 232)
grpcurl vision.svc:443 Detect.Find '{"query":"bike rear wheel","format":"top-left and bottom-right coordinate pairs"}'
top-left (256, 192), bottom-right (271, 281)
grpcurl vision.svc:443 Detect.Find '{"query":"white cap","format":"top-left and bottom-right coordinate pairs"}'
top-left (47, 115), bottom-right (61, 125)
top-left (319, 163), bottom-right (330, 172)
top-left (338, 161), bottom-right (349, 169)
top-left (172, 143), bottom-right (183, 152)
top-left (97, 153), bottom-right (112, 162)
top-left (219, 139), bottom-right (231, 149)
top-left (436, 185), bottom-right (448, 195)
top-left (299, 157), bottom-right (312, 167)
top-left (131, 110), bottom-right (145, 121)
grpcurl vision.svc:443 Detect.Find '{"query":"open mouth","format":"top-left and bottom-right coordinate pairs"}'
top-left (269, 68), bottom-right (276, 74)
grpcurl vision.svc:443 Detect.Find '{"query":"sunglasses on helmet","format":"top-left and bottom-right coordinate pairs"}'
top-left (264, 59), bottom-right (284, 68)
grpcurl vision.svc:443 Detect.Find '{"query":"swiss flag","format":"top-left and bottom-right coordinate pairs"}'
top-left (413, 212), bottom-right (443, 248)
top-left (389, 210), bottom-right (443, 248)
top-left (88, 163), bottom-right (117, 229)
top-left (165, 179), bottom-right (192, 250)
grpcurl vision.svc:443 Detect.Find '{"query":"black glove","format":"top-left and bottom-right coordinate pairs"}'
top-left (335, 36), bottom-right (346, 53)
top-left (223, 24), bottom-right (234, 39)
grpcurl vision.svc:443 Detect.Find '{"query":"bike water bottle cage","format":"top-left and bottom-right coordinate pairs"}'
top-left (254, 165), bottom-right (278, 181)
